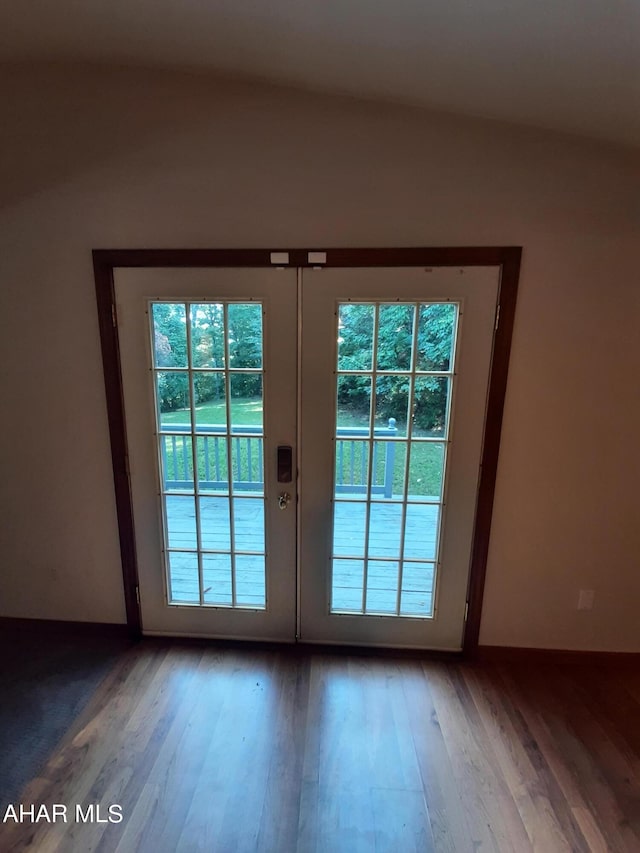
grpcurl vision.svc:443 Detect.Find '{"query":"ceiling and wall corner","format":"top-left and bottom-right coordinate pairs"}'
top-left (0, 2), bottom-right (638, 650)
top-left (0, 0), bottom-right (639, 148)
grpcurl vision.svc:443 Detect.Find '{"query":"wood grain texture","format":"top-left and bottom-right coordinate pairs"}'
top-left (3, 640), bottom-right (638, 852)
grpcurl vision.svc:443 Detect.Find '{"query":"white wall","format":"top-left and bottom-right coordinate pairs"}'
top-left (1, 65), bottom-right (638, 648)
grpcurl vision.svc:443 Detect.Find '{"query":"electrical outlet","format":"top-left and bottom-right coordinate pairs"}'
top-left (577, 589), bottom-right (594, 611)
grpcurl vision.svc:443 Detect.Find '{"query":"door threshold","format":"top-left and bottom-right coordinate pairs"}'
top-left (140, 631), bottom-right (464, 659)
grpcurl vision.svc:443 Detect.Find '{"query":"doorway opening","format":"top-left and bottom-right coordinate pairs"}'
top-left (94, 247), bottom-right (521, 654)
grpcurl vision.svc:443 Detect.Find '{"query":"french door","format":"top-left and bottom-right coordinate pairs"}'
top-left (300, 267), bottom-right (498, 650)
top-left (116, 268), bottom-right (298, 641)
top-left (114, 261), bottom-right (501, 650)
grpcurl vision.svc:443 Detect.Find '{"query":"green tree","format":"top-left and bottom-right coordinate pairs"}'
top-left (152, 303), bottom-right (188, 411)
top-left (227, 304), bottom-right (262, 397)
top-left (190, 303), bottom-right (225, 405)
top-left (152, 300), bottom-right (456, 431)
top-left (337, 302), bottom-right (456, 434)
top-left (153, 302), bottom-right (264, 412)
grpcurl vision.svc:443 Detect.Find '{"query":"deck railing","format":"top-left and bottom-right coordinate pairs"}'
top-left (161, 418), bottom-right (398, 496)
top-left (334, 419), bottom-right (397, 497)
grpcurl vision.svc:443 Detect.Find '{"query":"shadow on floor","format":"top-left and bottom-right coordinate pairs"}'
top-left (0, 622), bottom-right (132, 809)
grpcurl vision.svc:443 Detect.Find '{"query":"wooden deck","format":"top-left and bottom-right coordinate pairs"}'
top-left (164, 495), bottom-right (438, 616)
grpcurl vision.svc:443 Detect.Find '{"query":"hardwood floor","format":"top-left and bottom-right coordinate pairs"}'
top-left (2, 641), bottom-right (639, 852)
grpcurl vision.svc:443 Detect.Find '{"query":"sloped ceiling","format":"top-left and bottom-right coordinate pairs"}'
top-left (0, 0), bottom-right (639, 147)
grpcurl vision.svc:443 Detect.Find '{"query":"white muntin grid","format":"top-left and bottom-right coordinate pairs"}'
top-left (330, 300), bottom-right (459, 618)
top-left (148, 300), bottom-right (267, 610)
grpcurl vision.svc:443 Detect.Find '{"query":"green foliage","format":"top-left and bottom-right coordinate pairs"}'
top-left (337, 302), bottom-right (456, 434)
top-left (153, 304), bottom-right (188, 412)
top-left (227, 303), bottom-right (262, 398)
top-left (152, 301), bottom-right (456, 433)
top-left (153, 303), bottom-right (263, 413)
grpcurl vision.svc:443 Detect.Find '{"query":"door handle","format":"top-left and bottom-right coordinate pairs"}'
top-left (278, 492), bottom-right (291, 510)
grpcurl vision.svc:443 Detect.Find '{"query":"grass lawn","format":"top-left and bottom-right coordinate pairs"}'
top-left (162, 397), bottom-right (263, 427)
top-left (161, 398), bottom-right (443, 496)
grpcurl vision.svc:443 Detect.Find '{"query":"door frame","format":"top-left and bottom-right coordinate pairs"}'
top-left (94, 247), bottom-right (521, 655)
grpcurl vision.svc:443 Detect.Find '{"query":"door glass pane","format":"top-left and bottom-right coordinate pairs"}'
top-left (235, 555), bottom-right (266, 607)
top-left (232, 497), bottom-right (265, 552)
top-left (333, 501), bottom-right (367, 556)
top-left (375, 376), bottom-right (409, 437)
top-left (165, 495), bottom-right (197, 549)
top-left (332, 559), bottom-right (365, 612)
top-left (417, 303), bottom-right (457, 372)
top-left (228, 304), bottom-right (263, 369)
top-left (194, 374), bottom-right (226, 430)
top-left (151, 301), bottom-right (266, 610)
top-left (407, 442), bottom-right (445, 501)
top-left (203, 553), bottom-right (232, 606)
top-left (365, 561), bottom-right (399, 614)
top-left (191, 303), bottom-right (225, 368)
top-left (231, 436), bottom-right (264, 495)
top-left (336, 375), bottom-right (371, 433)
top-left (156, 372), bottom-right (190, 430)
top-left (371, 440), bottom-right (406, 500)
top-left (229, 373), bottom-right (263, 433)
top-left (331, 301), bottom-right (459, 617)
top-left (404, 504), bottom-right (439, 561)
top-left (368, 503), bottom-right (402, 559)
top-left (413, 376), bottom-right (450, 438)
top-left (196, 435), bottom-right (229, 493)
top-left (334, 440), bottom-right (369, 497)
top-left (337, 303), bottom-right (374, 370)
top-left (160, 435), bottom-right (194, 491)
top-left (152, 303), bottom-right (187, 368)
top-left (168, 551), bottom-right (199, 604)
top-left (376, 304), bottom-right (415, 371)
top-left (400, 562), bottom-right (435, 616)
top-left (199, 497), bottom-right (231, 551)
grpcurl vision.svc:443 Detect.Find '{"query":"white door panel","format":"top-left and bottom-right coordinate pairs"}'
top-left (299, 267), bottom-right (499, 649)
top-left (116, 268), bottom-right (297, 640)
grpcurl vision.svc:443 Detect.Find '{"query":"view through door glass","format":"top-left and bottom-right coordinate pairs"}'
top-left (151, 301), bottom-right (267, 609)
top-left (331, 301), bottom-right (457, 617)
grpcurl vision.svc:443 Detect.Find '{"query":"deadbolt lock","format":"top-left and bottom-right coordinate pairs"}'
top-left (278, 492), bottom-right (291, 510)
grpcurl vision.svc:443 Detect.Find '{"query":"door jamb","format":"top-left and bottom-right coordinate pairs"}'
top-left (93, 247), bottom-right (521, 653)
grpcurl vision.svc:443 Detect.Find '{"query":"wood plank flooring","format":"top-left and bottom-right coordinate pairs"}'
top-left (2, 641), bottom-right (639, 852)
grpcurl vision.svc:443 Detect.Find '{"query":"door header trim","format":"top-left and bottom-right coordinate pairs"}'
top-left (94, 246), bottom-right (520, 269)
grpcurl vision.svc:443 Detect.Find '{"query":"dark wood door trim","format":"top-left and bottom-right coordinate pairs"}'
top-left (93, 247), bottom-right (521, 653)
top-left (463, 248), bottom-right (521, 654)
top-left (94, 253), bottom-right (142, 637)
